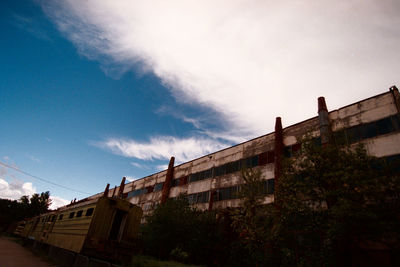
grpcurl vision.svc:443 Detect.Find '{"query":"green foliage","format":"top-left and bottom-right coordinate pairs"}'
top-left (141, 195), bottom-right (224, 265)
top-left (275, 141), bottom-right (400, 266)
top-left (130, 255), bottom-right (203, 267)
top-left (0, 191), bottom-right (52, 232)
top-left (230, 169), bottom-right (277, 266)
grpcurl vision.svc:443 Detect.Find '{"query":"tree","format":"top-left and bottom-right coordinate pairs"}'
top-left (274, 141), bottom-right (400, 266)
top-left (230, 169), bottom-right (276, 266)
top-left (28, 191), bottom-right (51, 217)
top-left (141, 195), bottom-right (224, 265)
top-left (0, 191), bottom-right (52, 232)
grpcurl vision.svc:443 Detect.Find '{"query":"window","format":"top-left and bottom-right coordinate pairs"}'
top-left (58, 214), bottom-right (64, 220)
top-left (69, 212), bottom-right (75, 219)
top-left (217, 186), bottom-right (240, 201)
top-left (171, 178), bottom-right (180, 187)
top-left (376, 117), bottom-right (394, 135)
top-left (154, 183), bottom-right (164, 192)
top-left (76, 210), bottom-right (83, 217)
top-left (187, 191), bottom-right (210, 204)
top-left (51, 215), bottom-right (56, 222)
top-left (85, 208), bottom-right (94, 216)
top-left (127, 188), bottom-right (146, 198)
top-left (146, 186), bottom-right (154, 193)
top-left (267, 179), bottom-right (275, 194)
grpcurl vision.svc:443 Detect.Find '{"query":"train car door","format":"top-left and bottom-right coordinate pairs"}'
top-left (109, 209), bottom-right (127, 242)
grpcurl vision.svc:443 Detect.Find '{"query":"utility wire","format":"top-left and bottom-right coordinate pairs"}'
top-left (0, 161), bottom-right (92, 195)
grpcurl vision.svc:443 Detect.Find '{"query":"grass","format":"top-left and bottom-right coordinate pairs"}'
top-left (129, 255), bottom-right (204, 267)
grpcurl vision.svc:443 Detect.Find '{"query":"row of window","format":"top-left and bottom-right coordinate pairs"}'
top-left (128, 151), bottom-right (274, 198)
top-left (127, 115), bottom-right (400, 199)
top-left (334, 115), bottom-right (400, 145)
top-left (214, 179), bottom-right (275, 202)
top-left (283, 115), bottom-right (400, 158)
top-left (187, 191), bottom-right (210, 204)
top-left (58, 208), bottom-right (94, 221)
top-left (189, 154), bottom-right (263, 183)
top-left (181, 178), bottom-right (275, 205)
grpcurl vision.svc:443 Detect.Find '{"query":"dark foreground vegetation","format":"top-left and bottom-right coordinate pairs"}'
top-left (0, 191), bottom-right (51, 232)
top-left (2, 142), bottom-right (399, 266)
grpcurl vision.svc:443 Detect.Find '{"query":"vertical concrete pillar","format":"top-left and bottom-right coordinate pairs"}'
top-left (318, 97), bottom-right (332, 145)
top-left (161, 156), bottom-right (175, 204)
top-left (208, 190), bottom-right (216, 211)
top-left (274, 117), bottom-right (283, 184)
top-left (274, 117), bottom-right (283, 208)
top-left (103, 183), bottom-right (110, 197)
top-left (111, 186), bottom-right (117, 197)
top-left (117, 177), bottom-right (126, 198)
top-left (390, 86), bottom-right (400, 114)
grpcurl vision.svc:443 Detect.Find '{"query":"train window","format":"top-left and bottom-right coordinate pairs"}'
top-left (69, 212), bottom-right (75, 218)
top-left (85, 208), bottom-right (94, 216)
top-left (76, 210), bottom-right (83, 217)
top-left (58, 214), bottom-right (64, 220)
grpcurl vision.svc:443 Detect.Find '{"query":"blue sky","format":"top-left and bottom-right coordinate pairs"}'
top-left (1, 0), bottom-right (399, 208)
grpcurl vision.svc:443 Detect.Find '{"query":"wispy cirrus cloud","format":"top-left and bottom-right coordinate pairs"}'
top-left (10, 13), bottom-right (52, 41)
top-left (97, 136), bottom-right (228, 163)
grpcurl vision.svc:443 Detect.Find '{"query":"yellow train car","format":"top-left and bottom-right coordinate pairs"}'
top-left (21, 212), bottom-right (57, 242)
top-left (15, 181), bottom-right (143, 263)
top-left (46, 198), bottom-right (97, 252)
top-left (44, 196), bottom-right (142, 258)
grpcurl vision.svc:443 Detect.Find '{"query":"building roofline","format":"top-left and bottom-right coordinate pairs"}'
top-left (125, 89), bottom-right (395, 185)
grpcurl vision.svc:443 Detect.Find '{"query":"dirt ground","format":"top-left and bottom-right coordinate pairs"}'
top-left (0, 236), bottom-right (54, 267)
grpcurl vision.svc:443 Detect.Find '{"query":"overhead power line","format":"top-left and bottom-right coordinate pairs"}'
top-left (0, 161), bottom-right (92, 195)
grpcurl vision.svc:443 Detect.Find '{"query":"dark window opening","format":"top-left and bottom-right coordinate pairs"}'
top-left (86, 208), bottom-right (94, 216)
top-left (146, 185), bottom-right (154, 193)
top-left (187, 191), bottom-right (210, 204)
top-left (58, 214), bottom-right (64, 220)
top-left (76, 210), bottom-right (83, 217)
top-left (171, 178), bottom-right (180, 187)
top-left (154, 182), bottom-right (164, 192)
top-left (69, 212), bottom-right (75, 219)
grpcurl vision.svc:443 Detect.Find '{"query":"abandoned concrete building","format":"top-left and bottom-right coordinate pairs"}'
top-left (89, 86), bottom-right (400, 219)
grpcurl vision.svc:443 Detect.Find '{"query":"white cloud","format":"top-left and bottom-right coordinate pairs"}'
top-left (0, 177), bottom-right (70, 210)
top-left (130, 162), bottom-right (146, 169)
top-left (41, 0), bottom-right (400, 140)
top-left (156, 164), bottom-right (169, 171)
top-left (125, 176), bottom-right (137, 182)
top-left (50, 195), bottom-right (70, 209)
top-left (99, 136), bottom-right (228, 163)
top-left (0, 178), bottom-right (36, 200)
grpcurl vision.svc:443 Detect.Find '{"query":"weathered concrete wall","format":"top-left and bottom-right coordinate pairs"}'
top-left (330, 92), bottom-right (397, 131)
top-left (84, 89), bottom-right (400, 214)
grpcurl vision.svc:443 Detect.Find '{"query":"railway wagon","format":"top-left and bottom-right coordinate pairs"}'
top-left (19, 194), bottom-right (143, 261)
top-left (49, 196), bottom-right (142, 257)
top-left (20, 211), bottom-right (57, 242)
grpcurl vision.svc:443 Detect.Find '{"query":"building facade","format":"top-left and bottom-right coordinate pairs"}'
top-left (90, 86), bottom-right (400, 218)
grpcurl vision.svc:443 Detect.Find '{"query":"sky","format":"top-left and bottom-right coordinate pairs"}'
top-left (1, 0), bottom-right (399, 209)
